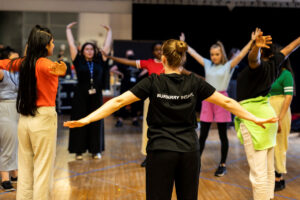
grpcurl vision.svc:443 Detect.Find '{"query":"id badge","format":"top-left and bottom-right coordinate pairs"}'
top-left (88, 88), bottom-right (96, 95)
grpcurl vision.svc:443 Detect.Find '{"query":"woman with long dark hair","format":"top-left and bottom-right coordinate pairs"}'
top-left (66, 22), bottom-right (112, 160)
top-left (64, 39), bottom-right (277, 200)
top-left (0, 25), bottom-right (66, 200)
top-left (269, 56), bottom-right (295, 191)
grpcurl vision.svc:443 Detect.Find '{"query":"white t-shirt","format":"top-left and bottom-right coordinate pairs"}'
top-left (203, 58), bottom-right (234, 91)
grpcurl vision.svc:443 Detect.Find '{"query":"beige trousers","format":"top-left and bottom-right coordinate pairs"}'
top-left (141, 98), bottom-right (149, 155)
top-left (240, 123), bottom-right (275, 200)
top-left (269, 95), bottom-right (291, 173)
top-left (17, 107), bottom-right (57, 200)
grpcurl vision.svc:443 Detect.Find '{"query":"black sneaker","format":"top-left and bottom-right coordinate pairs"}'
top-left (275, 180), bottom-right (285, 191)
top-left (10, 176), bottom-right (18, 183)
top-left (115, 120), bottom-right (123, 127)
top-left (1, 181), bottom-right (15, 192)
top-left (132, 120), bottom-right (139, 127)
top-left (140, 158), bottom-right (147, 167)
top-left (214, 165), bottom-right (227, 177)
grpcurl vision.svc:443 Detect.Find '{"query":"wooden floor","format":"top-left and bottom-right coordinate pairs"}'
top-left (1, 115), bottom-right (300, 200)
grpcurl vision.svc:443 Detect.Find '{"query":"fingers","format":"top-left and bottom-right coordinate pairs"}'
top-left (67, 22), bottom-right (78, 28)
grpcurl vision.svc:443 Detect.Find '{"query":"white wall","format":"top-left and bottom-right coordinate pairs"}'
top-left (0, 0), bottom-right (131, 14)
top-left (0, 0), bottom-right (132, 41)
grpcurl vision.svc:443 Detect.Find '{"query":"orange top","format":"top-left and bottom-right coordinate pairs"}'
top-left (0, 57), bottom-right (58, 107)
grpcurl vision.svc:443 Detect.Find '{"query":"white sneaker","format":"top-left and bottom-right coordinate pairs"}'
top-left (93, 153), bottom-right (102, 159)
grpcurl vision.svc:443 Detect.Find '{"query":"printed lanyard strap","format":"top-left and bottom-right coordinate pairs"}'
top-left (87, 61), bottom-right (94, 84)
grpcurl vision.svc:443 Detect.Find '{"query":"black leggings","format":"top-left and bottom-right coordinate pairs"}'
top-left (199, 122), bottom-right (228, 164)
top-left (146, 150), bottom-right (200, 200)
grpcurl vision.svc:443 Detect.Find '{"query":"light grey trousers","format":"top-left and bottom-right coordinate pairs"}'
top-left (0, 100), bottom-right (18, 171)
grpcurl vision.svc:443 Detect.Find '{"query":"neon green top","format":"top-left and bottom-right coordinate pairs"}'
top-left (270, 69), bottom-right (294, 96)
top-left (234, 96), bottom-right (278, 150)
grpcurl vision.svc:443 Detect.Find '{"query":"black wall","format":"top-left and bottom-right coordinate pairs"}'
top-left (132, 4), bottom-right (300, 113)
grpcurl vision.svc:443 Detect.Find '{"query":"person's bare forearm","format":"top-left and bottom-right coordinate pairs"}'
top-left (231, 39), bottom-right (254, 68)
top-left (281, 36), bottom-right (300, 57)
top-left (102, 28), bottom-right (112, 54)
top-left (109, 56), bottom-right (137, 67)
top-left (66, 28), bottom-right (78, 60)
top-left (278, 95), bottom-right (293, 120)
top-left (248, 45), bottom-right (261, 69)
top-left (187, 46), bottom-right (204, 67)
top-left (0, 69), bottom-right (4, 81)
top-left (82, 91), bottom-right (139, 124)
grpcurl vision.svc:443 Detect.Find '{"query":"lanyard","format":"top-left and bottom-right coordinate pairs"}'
top-left (87, 61), bottom-right (94, 86)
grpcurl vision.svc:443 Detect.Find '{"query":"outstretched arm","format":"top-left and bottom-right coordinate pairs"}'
top-left (64, 91), bottom-right (140, 128)
top-left (280, 36), bottom-right (300, 58)
top-left (0, 58), bottom-right (23, 72)
top-left (101, 49), bottom-right (137, 67)
top-left (179, 32), bottom-right (205, 67)
top-left (230, 28), bottom-right (260, 69)
top-left (206, 91), bottom-right (278, 128)
top-left (66, 22), bottom-right (78, 61)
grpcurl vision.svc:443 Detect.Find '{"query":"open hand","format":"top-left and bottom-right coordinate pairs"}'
top-left (67, 22), bottom-right (77, 29)
top-left (251, 28), bottom-right (262, 41)
top-left (179, 32), bottom-right (185, 42)
top-left (49, 61), bottom-right (67, 76)
top-left (101, 24), bottom-right (111, 31)
top-left (254, 117), bottom-right (278, 129)
top-left (255, 34), bottom-right (272, 49)
top-left (64, 118), bottom-right (90, 128)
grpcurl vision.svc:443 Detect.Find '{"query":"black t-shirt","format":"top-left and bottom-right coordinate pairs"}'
top-left (73, 54), bottom-right (109, 92)
top-left (236, 52), bottom-right (285, 102)
top-left (117, 63), bottom-right (141, 91)
top-left (130, 73), bottom-right (215, 152)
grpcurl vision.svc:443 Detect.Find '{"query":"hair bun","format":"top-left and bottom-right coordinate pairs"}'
top-left (176, 41), bottom-right (188, 53)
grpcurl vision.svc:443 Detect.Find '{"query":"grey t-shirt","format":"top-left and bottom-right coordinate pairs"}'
top-left (0, 71), bottom-right (18, 100)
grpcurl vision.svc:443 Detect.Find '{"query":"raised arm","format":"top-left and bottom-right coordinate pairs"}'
top-left (66, 22), bottom-right (78, 61)
top-left (248, 32), bottom-right (272, 69)
top-left (179, 32), bottom-right (205, 67)
top-left (101, 49), bottom-right (137, 67)
top-left (64, 91), bottom-right (140, 128)
top-left (230, 28), bottom-right (260, 69)
top-left (101, 25), bottom-right (112, 55)
top-left (206, 91), bottom-right (278, 128)
top-left (280, 36), bottom-right (300, 58)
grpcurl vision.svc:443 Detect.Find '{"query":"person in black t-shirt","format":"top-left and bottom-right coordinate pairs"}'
top-left (64, 39), bottom-right (277, 200)
top-left (110, 49), bottom-right (143, 127)
top-left (236, 31), bottom-right (300, 200)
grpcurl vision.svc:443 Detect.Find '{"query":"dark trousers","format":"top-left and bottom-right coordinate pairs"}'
top-left (199, 122), bottom-right (228, 164)
top-left (146, 150), bottom-right (200, 200)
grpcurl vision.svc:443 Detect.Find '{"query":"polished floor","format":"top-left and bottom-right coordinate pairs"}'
top-left (1, 115), bottom-right (300, 200)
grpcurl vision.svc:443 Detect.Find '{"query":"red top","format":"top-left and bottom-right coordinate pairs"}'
top-left (136, 58), bottom-right (164, 75)
top-left (0, 58), bottom-right (58, 107)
